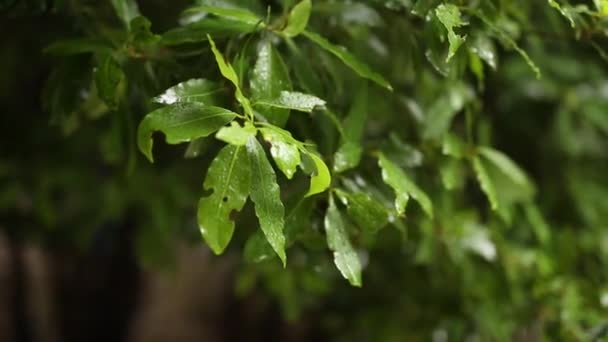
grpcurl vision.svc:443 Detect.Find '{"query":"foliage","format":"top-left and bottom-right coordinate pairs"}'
top-left (3, 0), bottom-right (608, 340)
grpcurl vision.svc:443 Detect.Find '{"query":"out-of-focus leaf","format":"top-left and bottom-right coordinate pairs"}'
top-left (470, 34), bottom-right (497, 69)
top-left (255, 91), bottom-right (326, 113)
top-left (478, 147), bottom-right (534, 193)
top-left (548, 0), bottom-right (576, 27)
top-left (422, 82), bottom-right (473, 140)
top-left (111, 0), bottom-right (141, 28)
top-left (44, 38), bottom-right (113, 56)
top-left (281, 0), bottom-right (311, 37)
top-left (302, 30), bottom-right (392, 91)
top-left (95, 55), bottom-right (125, 110)
top-left (184, 5), bottom-right (262, 25)
top-left (440, 158), bottom-right (465, 190)
top-left (215, 121), bottom-right (257, 145)
top-left (153, 79), bottom-right (224, 105)
top-left (378, 153), bottom-right (433, 217)
top-left (197, 144), bottom-right (250, 254)
top-left (260, 127), bottom-right (301, 179)
top-left (244, 230), bottom-right (275, 263)
top-left (304, 151), bottom-right (331, 197)
top-left (208, 35), bottom-right (254, 117)
top-left (334, 83), bottom-right (368, 172)
top-left (161, 19), bottom-right (257, 45)
top-left (137, 103), bottom-right (237, 162)
top-left (472, 155), bottom-right (498, 210)
top-left (324, 195), bottom-right (362, 287)
top-left (442, 132), bottom-right (467, 159)
top-left (251, 40), bottom-right (292, 126)
top-left (435, 3), bottom-right (467, 62)
top-left (247, 137), bottom-right (287, 265)
top-left (336, 190), bottom-right (389, 233)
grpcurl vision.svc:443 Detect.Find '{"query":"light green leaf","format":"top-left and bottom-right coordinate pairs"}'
top-left (111, 0), bottom-right (141, 28)
top-left (208, 35), bottom-right (254, 117)
top-left (378, 153), bottom-right (433, 217)
top-left (435, 3), bottom-right (467, 62)
top-left (422, 82), bottom-right (473, 140)
top-left (548, 0), bottom-right (576, 27)
top-left (95, 55), bottom-right (125, 110)
top-left (255, 91), bottom-right (326, 113)
top-left (472, 156), bottom-right (498, 210)
top-left (470, 34), bottom-right (497, 69)
top-left (440, 158), bottom-right (465, 190)
top-left (336, 190), bottom-right (389, 233)
top-left (184, 5), bottom-right (262, 26)
top-left (198, 145), bottom-right (250, 254)
top-left (251, 40), bottom-right (292, 126)
top-left (216, 121), bottom-right (257, 146)
top-left (302, 30), bottom-right (392, 91)
top-left (260, 128), bottom-right (301, 179)
top-left (304, 151), bottom-right (331, 197)
top-left (478, 147), bottom-right (534, 192)
top-left (282, 0), bottom-right (311, 37)
top-left (137, 103), bottom-right (237, 162)
top-left (247, 137), bottom-right (287, 265)
top-left (153, 79), bottom-right (224, 105)
top-left (334, 83), bottom-right (368, 172)
top-left (442, 133), bottom-right (467, 159)
top-left (161, 19), bottom-right (257, 45)
top-left (324, 195), bottom-right (362, 287)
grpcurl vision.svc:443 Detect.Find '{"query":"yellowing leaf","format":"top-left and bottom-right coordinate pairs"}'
top-left (304, 151), bottom-right (331, 197)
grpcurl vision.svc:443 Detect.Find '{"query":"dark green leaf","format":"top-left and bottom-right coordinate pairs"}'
top-left (198, 145), bottom-right (250, 254)
top-left (251, 40), bottom-right (292, 126)
top-left (336, 190), bottom-right (389, 233)
top-left (137, 103), bottom-right (237, 162)
top-left (153, 79), bottom-right (225, 105)
top-left (478, 147), bottom-right (534, 193)
top-left (422, 82), bottom-right (473, 140)
top-left (324, 195), bottom-right (362, 287)
top-left (302, 30), bottom-right (392, 91)
top-left (282, 0), bottom-right (311, 37)
top-left (95, 55), bottom-right (125, 110)
top-left (247, 137), bottom-right (287, 265)
top-left (161, 19), bottom-right (257, 45)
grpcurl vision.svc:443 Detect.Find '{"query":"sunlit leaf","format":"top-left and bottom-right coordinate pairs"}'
top-left (281, 0), bottom-right (311, 37)
top-left (215, 121), bottom-right (257, 146)
top-left (435, 3), bottom-right (467, 62)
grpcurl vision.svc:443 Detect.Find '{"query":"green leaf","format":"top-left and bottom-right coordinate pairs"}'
top-left (334, 83), bottom-right (368, 172)
top-left (440, 158), bottom-right (465, 190)
top-left (378, 153), bottom-right (433, 217)
top-left (435, 4), bottom-right (467, 62)
top-left (251, 40), bottom-right (293, 127)
top-left (442, 133), bottom-right (467, 159)
top-left (244, 230), bottom-right (275, 263)
top-left (548, 0), bottom-right (576, 27)
top-left (111, 0), bottom-right (141, 28)
top-left (336, 190), bottom-right (389, 234)
top-left (161, 19), bottom-right (257, 45)
top-left (302, 30), bottom-right (392, 91)
top-left (255, 91), bottom-right (326, 113)
top-left (324, 195), bottom-right (362, 287)
top-left (478, 147), bottom-right (534, 192)
top-left (472, 156), bottom-right (498, 210)
top-left (216, 121), bottom-right (257, 146)
top-left (137, 103), bottom-right (237, 162)
top-left (208, 35), bottom-right (254, 117)
top-left (304, 151), bottom-right (331, 197)
top-left (247, 137), bottom-right (287, 265)
top-left (282, 0), bottom-right (312, 37)
top-left (184, 5), bottom-right (262, 26)
top-left (470, 34), bottom-right (497, 69)
top-left (198, 144), bottom-right (250, 254)
top-left (95, 55), bottom-right (125, 110)
top-left (44, 38), bottom-right (113, 56)
top-left (153, 79), bottom-right (224, 105)
top-left (260, 127), bottom-right (301, 179)
top-left (422, 82), bottom-right (473, 140)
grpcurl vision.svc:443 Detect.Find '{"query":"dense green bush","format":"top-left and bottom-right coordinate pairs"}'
top-left (3, 0), bottom-right (608, 340)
